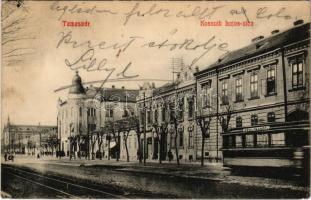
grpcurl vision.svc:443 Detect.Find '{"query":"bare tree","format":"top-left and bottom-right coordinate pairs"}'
top-left (196, 115), bottom-right (213, 166)
top-left (90, 134), bottom-right (97, 160)
top-left (218, 104), bottom-right (234, 134)
top-left (152, 121), bottom-right (168, 164)
top-left (171, 115), bottom-right (181, 165)
top-left (122, 124), bottom-right (131, 162)
top-left (96, 128), bottom-right (105, 160)
top-left (131, 116), bottom-right (143, 163)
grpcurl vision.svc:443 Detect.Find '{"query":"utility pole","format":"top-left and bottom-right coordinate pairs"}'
top-left (216, 68), bottom-right (219, 161)
top-left (143, 92), bottom-right (146, 166)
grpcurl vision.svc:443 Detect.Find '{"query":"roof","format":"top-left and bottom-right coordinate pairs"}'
top-left (85, 86), bottom-right (139, 102)
top-left (196, 22), bottom-right (310, 75)
top-left (69, 71), bottom-right (85, 94)
top-left (152, 82), bottom-right (176, 95)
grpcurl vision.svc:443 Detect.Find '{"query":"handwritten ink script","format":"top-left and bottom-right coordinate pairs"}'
top-left (53, 1), bottom-right (295, 92)
top-left (50, 1), bottom-right (294, 24)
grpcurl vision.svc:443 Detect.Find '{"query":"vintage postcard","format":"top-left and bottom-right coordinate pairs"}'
top-left (1, 0), bottom-right (310, 198)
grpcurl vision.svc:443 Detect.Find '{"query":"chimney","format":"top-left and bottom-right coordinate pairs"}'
top-left (112, 85), bottom-right (115, 89)
top-left (271, 30), bottom-right (279, 35)
top-left (293, 19), bottom-right (304, 26)
top-left (122, 86), bottom-right (125, 90)
top-left (251, 36), bottom-right (264, 43)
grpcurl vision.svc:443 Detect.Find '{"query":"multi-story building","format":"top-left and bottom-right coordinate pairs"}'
top-left (57, 71), bottom-right (138, 159)
top-left (137, 63), bottom-right (220, 162)
top-left (2, 117), bottom-right (57, 155)
top-left (195, 20), bottom-right (310, 169)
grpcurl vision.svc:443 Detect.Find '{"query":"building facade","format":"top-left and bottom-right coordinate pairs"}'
top-left (2, 117), bottom-right (57, 155)
top-left (136, 64), bottom-right (221, 162)
top-left (195, 20), bottom-right (310, 168)
top-left (57, 72), bottom-right (138, 159)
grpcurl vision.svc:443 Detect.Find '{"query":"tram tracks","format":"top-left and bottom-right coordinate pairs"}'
top-left (2, 165), bottom-right (126, 199)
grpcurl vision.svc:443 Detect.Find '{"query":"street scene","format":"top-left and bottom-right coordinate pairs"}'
top-left (1, 0), bottom-right (310, 199)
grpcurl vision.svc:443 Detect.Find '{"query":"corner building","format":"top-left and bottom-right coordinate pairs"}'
top-left (195, 20), bottom-right (310, 170)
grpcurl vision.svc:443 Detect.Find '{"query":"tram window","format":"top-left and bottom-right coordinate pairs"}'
top-left (256, 134), bottom-right (269, 147)
top-left (271, 133), bottom-right (285, 146)
top-left (236, 135), bottom-right (243, 147)
top-left (228, 136), bottom-right (235, 148)
top-left (246, 134), bottom-right (254, 147)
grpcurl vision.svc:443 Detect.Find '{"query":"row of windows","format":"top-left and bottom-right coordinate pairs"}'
top-left (235, 112), bottom-right (275, 128)
top-left (224, 132), bottom-right (285, 148)
top-left (143, 102), bottom-right (195, 124)
top-left (201, 56), bottom-right (305, 106)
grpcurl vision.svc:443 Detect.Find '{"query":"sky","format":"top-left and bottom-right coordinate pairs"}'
top-left (2, 1), bottom-right (310, 126)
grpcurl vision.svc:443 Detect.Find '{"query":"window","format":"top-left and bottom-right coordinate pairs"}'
top-left (170, 130), bottom-right (175, 149)
top-left (236, 116), bottom-right (242, 128)
top-left (188, 129), bottom-right (194, 148)
top-left (256, 134), bottom-right (269, 147)
top-left (147, 110), bottom-right (151, 124)
top-left (267, 112), bottom-right (275, 122)
top-left (179, 128), bottom-right (184, 148)
top-left (78, 123), bottom-right (82, 133)
top-left (271, 133), bottom-right (285, 146)
top-left (162, 107), bottom-right (166, 122)
top-left (169, 103), bottom-right (175, 122)
top-left (228, 135), bottom-right (235, 148)
top-left (106, 109), bottom-right (113, 118)
top-left (250, 73), bottom-right (258, 98)
top-left (221, 81), bottom-right (228, 105)
top-left (267, 67), bottom-right (276, 95)
top-left (251, 115), bottom-right (258, 126)
top-left (236, 135), bottom-right (243, 147)
top-left (154, 109), bottom-right (158, 123)
top-left (188, 98), bottom-right (194, 118)
top-left (123, 109), bottom-right (129, 118)
top-left (246, 134), bottom-right (254, 147)
top-left (201, 82), bottom-right (211, 108)
top-left (178, 98), bottom-right (184, 121)
top-left (87, 108), bottom-right (96, 117)
top-left (236, 76), bottom-right (243, 102)
top-left (79, 107), bottom-right (82, 117)
top-left (291, 56), bottom-right (304, 88)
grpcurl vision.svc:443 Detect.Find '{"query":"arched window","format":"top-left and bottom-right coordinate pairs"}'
top-left (251, 115), bottom-right (258, 126)
top-left (79, 107), bottom-right (82, 117)
top-left (236, 116), bottom-right (243, 128)
top-left (267, 112), bottom-right (275, 122)
top-left (179, 128), bottom-right (184, 148)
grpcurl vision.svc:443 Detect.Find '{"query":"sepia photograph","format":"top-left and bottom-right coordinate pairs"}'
top-left (1, 0), bottom-right (310, 198)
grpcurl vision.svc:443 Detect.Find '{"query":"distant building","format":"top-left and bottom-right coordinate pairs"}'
top-left (57, 71), bottom-right (138, 159)
top-left (2, 117), bottom-right (57, 155)
top-left (195, 20), bottom-right (310, 168)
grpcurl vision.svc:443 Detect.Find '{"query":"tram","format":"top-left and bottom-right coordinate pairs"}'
top-left (222, 110), bottom-right (310, 180)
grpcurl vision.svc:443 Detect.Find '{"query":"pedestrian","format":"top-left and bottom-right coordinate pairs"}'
top-left (11, 154), bottom-right (14, 162)
top-left (4, 153), bottom-right (7, 162)
top-left (37, 153), bottom-right (40, 159)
